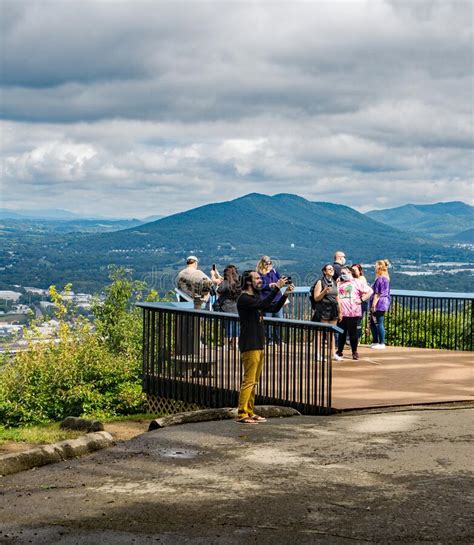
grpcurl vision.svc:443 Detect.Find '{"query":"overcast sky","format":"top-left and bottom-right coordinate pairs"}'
top-left (1, 0), bottom-right (473, 218)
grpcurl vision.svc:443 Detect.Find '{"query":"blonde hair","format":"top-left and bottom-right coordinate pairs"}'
top-left (375, 259), bottom-right (391, 280)
top-left (256, 255), bottom-right (271, 274)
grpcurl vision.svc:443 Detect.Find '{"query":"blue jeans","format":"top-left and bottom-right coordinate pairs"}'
top-left (357, 301), bottom-right (369, 339)
top-left (265, 307), bottom-right (284, 343)
top-left (370, 311), bottom-right (386, 344)
top-left (224, 319), bottom-right (239, 338)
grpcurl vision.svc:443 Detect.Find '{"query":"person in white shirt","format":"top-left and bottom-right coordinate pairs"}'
top-left (176, 256), bottom-right (212, 301)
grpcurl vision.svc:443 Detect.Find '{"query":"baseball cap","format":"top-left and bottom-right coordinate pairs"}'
top-left (187, 255), bottom-right (198, 263)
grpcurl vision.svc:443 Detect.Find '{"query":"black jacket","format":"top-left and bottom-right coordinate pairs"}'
top-left (237, 287), bottom-right (287, 352)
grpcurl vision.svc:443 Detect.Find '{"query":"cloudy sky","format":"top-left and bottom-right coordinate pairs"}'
top-left (1, 0), bottom-right (473, 218)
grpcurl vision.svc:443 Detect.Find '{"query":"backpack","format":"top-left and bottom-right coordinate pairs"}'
top-left (309, 280), bottom-right (318, 311)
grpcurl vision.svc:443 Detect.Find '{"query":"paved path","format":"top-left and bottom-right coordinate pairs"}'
top-left (332, 345), bottom-right (473, 409)
top-left (1, 407), bottom-right (472, 544)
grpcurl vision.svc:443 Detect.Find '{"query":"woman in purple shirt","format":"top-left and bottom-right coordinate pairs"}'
top-left (370, 259), bottom-right (391, 349)
top-left (257, 255), bottom-right (284, 344)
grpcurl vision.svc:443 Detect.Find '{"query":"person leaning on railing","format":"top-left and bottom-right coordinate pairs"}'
top-left (176, 255), bottom-right (212, 303)
top-left (236, 271), bottom-right (293, 424)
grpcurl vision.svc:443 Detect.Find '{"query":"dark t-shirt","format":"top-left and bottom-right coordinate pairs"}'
top-left (216, 280), bottom-right (240, 313)
top-left (333, 262), bottom-right (342, 280)
top-left (237, 288), bottom-right (287, 352)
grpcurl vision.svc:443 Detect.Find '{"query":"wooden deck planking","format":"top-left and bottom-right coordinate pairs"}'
top-left (331, 345), bottom-right (473, 409)
top-left (148, 344), bottom-right (473, 411)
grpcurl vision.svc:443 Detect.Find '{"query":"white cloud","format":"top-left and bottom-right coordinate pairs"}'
top-left (0, 1), bottom-right (472, 216)
top-left (4, 141), bottom-right (97, 183)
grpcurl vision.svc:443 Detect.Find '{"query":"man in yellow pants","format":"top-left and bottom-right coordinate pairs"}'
top-left (236, 271), bottom-right (293, 424)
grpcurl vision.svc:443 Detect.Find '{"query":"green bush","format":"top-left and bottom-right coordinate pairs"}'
top-left (92, 266), bottom-right (147, 360)
top-left (0, 323), bottom-right (146, 426)
top-left (0, 268), bottom-right (151, 427)
top-left (361, 300), bottom-right (472, 350)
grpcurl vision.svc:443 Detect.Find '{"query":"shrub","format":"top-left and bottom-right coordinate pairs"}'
top-left (0, 269), bottom-right (151, 427)
top-left (0, 322), bottom-right (146, 427)
top-left (92, 266), bottom-right (157, 361)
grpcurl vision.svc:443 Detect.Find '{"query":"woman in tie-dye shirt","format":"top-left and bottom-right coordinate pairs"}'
top-left (335, 267), bottom-right (373, 361)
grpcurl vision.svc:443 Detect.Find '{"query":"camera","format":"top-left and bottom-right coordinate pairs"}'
top-left (286, 276), bottom-right (293, 284)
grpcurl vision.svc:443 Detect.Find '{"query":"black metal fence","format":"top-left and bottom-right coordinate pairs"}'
top-left (287, 288), bottom-right (473, 351)
top-left (138, 302), bottom-right (338, 415)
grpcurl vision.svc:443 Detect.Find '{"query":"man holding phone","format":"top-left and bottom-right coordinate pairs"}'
top-left (236, 271), bottom-right (294, 424)
top-left (210, 263), bottom-right (223, 286)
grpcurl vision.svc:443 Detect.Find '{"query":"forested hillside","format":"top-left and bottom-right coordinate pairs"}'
top-left (366, 202), bottom-right (474, 239)
top-left (1, 194), bottom-right (472, 293)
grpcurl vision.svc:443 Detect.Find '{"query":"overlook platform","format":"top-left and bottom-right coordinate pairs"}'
top-left (139, 296), bottom-right (473, 416)
top-left (332, 345), bottom-right (473, 410)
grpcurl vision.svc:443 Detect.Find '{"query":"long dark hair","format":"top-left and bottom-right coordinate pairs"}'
top-left (241, 270), bottom-right (254, 291)
top-left (224, 264), bottom-right (240, 297)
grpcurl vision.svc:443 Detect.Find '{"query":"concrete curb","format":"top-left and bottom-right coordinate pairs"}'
top-left (148, 405), bottom-right (301, 430)
top-left (0, 431), bottom-right (114, 476)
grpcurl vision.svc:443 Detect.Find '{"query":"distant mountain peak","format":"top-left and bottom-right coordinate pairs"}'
top-left (366, 201), bottom-right (473, 238)
top-left (0, 208), bottom-right (85, 220)
top-left (234, 192), bottom-right (271, 202)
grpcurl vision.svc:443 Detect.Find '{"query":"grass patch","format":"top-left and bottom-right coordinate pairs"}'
top-left (103, 413), bottom-right (164, 423)
top-left (0, 414), bottom-right (164, 446)
top-left (0, 422), bottom-right (83, 445)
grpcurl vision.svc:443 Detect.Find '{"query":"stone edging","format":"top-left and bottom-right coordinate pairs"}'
top-left (148, 405), bottom-right (301, 430)
top-left (0, 431), bottom-right (114, 477)
top-left (0, 406), bottom-right (300, 476)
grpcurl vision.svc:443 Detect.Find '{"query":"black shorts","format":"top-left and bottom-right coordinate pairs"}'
top-left (312, 301), bottom-right (338, 322)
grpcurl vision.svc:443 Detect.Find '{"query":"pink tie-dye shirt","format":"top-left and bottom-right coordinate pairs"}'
top-left (337, 279), bottom-right (373, 317)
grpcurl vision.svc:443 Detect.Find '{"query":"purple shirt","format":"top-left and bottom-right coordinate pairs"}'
top-left (259, 269), bottom-right (282, 302)
top-left (371, 276), bottom-right (391, 312)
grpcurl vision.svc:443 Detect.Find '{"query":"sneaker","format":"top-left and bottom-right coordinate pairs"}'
top-left (352, 352), bottom-right (359, 360)
top-left (334, 353), bottom-right (344, 361)
top-left (369, 343), bottom-right (378, 348)
top-left (372, 343), bottom-right (386, 350)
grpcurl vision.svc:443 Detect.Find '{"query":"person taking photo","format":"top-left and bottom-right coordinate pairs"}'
top-left (236, 271), bottom-right (293, 424)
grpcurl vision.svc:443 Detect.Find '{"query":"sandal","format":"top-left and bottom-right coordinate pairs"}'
top-left (236, 417), bottom-right (258, 424)
top-left (251, 415), bottom-right (267, 422)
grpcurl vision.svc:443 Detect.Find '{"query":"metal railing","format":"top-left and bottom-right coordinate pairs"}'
top-left (138, 302), bottom-right (339, 415)
top-left (287, 288), bottom-right (473, 351)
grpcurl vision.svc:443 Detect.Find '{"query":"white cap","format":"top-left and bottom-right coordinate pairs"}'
top-left (186, 255), bottom-right (198, 263)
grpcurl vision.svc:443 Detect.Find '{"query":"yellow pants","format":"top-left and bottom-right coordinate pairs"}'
top-left (237, 350), bottom-right (265, 419)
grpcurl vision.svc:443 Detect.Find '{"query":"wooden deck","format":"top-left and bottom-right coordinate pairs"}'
top-left (332, 345), bottom-right (473, 410)
top-left (145, 342), bottom-right (473, 413)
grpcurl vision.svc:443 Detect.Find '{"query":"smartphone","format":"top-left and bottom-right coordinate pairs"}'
top-left (212, 264), bottom-right (216, 271)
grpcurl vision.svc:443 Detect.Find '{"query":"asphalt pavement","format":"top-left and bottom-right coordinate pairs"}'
top-left (0, 407), bottom-right (473, 544)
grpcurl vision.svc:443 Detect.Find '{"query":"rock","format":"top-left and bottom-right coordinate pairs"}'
top-left (148, 405), bottom-right (300, 431)
top-left (0, 432), bottom-right (114, 476)
top-left (59, 417), bottom-right (104, 433)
